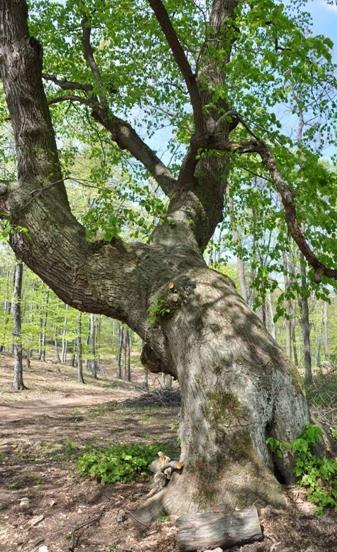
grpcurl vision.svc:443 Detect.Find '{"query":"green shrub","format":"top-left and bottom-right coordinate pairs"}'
top-left (267, 424), bottom-right (337, 513)
top-left (77, 443), bottom-right (168, 484)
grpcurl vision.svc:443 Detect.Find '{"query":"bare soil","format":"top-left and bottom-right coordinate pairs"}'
top-left (1, 354), bottom-right (337, 552)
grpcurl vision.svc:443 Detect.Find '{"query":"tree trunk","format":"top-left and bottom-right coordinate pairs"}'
top-left (61, 304), bottom-right (69, 364)
top-left (137, 268), bottom-right (309, 521)
top-left (227, 193), bottom-right (249, 303)
top-left (266, 290), bottom-right (276, 340)
top-left (1, 267), bottom-right (12, 352)
top-left (38, 289), bottom-right (49, 362)
top-left (125, 328), bottom-right (131, 382)
top-left (76, 312), bottom-right (85, 384)
top-left (144, 368), bottom-right (149, 390)
top-left (12, 260), bottom-right (26, 390)
top-left (298, 257), bottom-right (312, 385)
top-left (323, 300), bottom-right (330, 360)
top-left (161, 373), bottom-right (173, 389)
top-left (282, 252), bottom-right (293, 361)
top-left (89, 313), bottom-right (99, 379)
top-left (117, 325), bottom-right (124, 379)
top-left (292, 322), bottom-right (299, 367)
top-left (54, 329), bottom-right (61, 363)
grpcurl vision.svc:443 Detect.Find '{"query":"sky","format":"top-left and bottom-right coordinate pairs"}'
top-left (308, 0), bottom-right (337, 40)
top-left (311, 1), bottom-right (337, 45)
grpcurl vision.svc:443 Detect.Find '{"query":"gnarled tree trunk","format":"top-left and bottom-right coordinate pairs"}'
top-left (137, 266), bottom-right (308, 520)
top-left (0, 0), bottom-right (311, 518)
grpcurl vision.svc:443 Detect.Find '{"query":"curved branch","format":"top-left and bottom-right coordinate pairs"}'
top-left (47, 92), bottom-right (177, 195)
top-left (217, 139), bottom-right (337, 282)
top-left (148, 0), bottom-right (204, 133)
top-left (257, 146), bottom-right (337, 282)
top-left (92, 106), bottom-right (177, 196)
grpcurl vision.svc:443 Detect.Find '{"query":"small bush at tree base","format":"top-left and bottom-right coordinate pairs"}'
top-left (267, 424), bottom-right (337, 513)
top-left (77, 443), bottom-right (169, 484)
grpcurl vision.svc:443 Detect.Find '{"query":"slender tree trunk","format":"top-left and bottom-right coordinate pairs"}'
top-left (61, 304), bottom-right (69, 363)
top-left (54, 328), bottom-right (61, 363)
top-left (77, 313), bottom-right (85, 384)
top-left (26, 350), bottom-right (31, 370)
top-left (70, 340), bottom-right (76, 367)
top-left (292, 322), bottom-right (299, 367)
top-left (89, 313), bottom-right (98, 378)
top-left (125, 328), bottom-right (131, 382)
top-left (227, 193), bottom-right (249, 303)
top-left (282, 252), bottom-right (293, 360)
top-left (161, 373), bottom-right (173, 389)
top-left (323, 301), bottom-right (330, 360)
top-left (39, 289), bottom-right (49, 362)
top-left (144, 368), bottom-right (149, 390)
top-left (117, 325), bottom-right (124, 379)
top-left (298, 257), bottom-right (312, 385)
top-left (12, 260), bottom-right (26, 391)
top-left (1, 268), bottom-right (12, 352)
top-left (266, 290), bottom-right (276, 339)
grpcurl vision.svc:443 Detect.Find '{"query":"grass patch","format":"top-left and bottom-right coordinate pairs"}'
top-left (88, 402), bottom-right (119, 417)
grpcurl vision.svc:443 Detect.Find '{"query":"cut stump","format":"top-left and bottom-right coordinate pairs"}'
top-left (176, 505), bottom-right (262, 551)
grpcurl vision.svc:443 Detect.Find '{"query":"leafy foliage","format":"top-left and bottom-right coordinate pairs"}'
top-left (77, 443), bottom-right (169, 484)
top-left (267, 424), bottom-right (337, 513)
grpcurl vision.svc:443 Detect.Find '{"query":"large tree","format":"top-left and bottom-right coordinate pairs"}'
top-left (1, 0), bottom-right (337, 517)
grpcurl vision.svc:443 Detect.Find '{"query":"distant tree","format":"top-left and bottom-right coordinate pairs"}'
top-left (12, 260), bottom-right (26, 390)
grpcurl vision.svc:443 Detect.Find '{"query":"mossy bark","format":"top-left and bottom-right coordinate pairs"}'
top-left (138, 267), bottom-right (309, 519)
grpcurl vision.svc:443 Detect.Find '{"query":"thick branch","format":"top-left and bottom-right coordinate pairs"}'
top-left (148, 0), bottom-right (204, 133)
top-left (78, 17), bottom-right (177, 195)
top-left (48, 94), bottom-right (93, 107)
top-left (42, 73), bottom-right (93, 92)
top-left (47, 92), bottom-right (177, 195)
top-left (258, 146), bottom-right (337, 281)
top-left (93, 107), bottom-right (177, 196)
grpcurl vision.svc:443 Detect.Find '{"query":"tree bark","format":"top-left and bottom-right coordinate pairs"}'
top-left (0, 0), bottom-right (311, 517)
top-left (12, 260), bottom-right (26, 390)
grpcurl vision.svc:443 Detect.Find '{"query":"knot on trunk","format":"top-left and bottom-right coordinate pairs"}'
top-left (141, 343), bottom-right (167, 374)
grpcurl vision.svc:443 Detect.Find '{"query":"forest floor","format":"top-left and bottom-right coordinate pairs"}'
top-left (1, 354), bottom-right (337, 552)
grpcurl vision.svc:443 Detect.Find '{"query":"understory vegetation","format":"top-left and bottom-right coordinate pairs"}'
top-left (267, 424), bottom-right (337, 513)
top-left (77, 443), bottom-right (172, 484)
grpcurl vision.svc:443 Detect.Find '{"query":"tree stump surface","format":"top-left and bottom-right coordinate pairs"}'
top-left (176, 505), bottom-right (262, 551)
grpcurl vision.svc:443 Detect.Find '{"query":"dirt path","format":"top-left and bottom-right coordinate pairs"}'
top-left (0, 391), bottom-right (138, 422)
top-left (0, 356), bottom-right (180, 552)
top-left (1, 356), bottom-right (337, 552)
